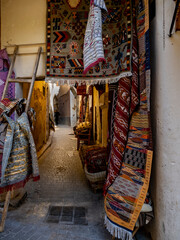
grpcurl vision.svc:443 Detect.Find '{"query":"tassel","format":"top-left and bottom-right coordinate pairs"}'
top-left (104, 215), bottom-right (133, 240)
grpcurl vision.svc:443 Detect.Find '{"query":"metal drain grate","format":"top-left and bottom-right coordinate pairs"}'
top-left (46, 206), bottom-right (88, 225)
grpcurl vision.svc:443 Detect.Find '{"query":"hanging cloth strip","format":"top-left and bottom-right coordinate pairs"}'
top-left (0, 49), bottom-right (16, 119)
top-left (0, 49), bottom-right (15, 101)
top-left (104, 0), bottom-right (153, 239)
top-left (0, 112), bottom-right (40, 192)
top-left (83, 0), bottom-right (108, 74)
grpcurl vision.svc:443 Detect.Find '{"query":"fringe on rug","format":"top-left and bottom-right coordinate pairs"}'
top-left (104, 215), bottom-right (133, 240)
top-left (45, 71), bottom-right (132, 86)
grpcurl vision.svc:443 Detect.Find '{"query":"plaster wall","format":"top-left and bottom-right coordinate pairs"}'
top-left (58, 85), bottom-right (71, 125)
top-left (49, 83), bottom-right (60, 113)
top-left (1, 0), bottom-right (50, 152)
top-left (150, 1), bottom-right (180, 239)
top-left (1, 0), bottom-right (46, 77)
top-left (70, 90), bottom-right (77, 127)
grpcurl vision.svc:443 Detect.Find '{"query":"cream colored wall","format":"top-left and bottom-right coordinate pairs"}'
top-left (150, 1), bottom-right (180, 239)
top-left (1, 0), bottom-right (46, 77)
top-left (1, 0), bottom-right (49, 151)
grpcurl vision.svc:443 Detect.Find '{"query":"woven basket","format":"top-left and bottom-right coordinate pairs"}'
top-left (84, 165), bottom-right (106, 183)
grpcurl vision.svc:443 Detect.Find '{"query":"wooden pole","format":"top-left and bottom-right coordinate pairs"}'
top-left (25, 47), bottom-right (42, 112)
top-left (0, 191), bottom-right (11, 232)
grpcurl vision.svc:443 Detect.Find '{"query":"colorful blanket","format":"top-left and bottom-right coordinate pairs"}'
top-left (46, 0), bottom-right (132, 84)
top-left (85, 147), bottom-right (107, 173)
top-left (104, 15), bottom-right (139, 192)
top-left (0, 112), bottom-right (40, 193)
top-left (79, 144), bottom-right (100, 167)
top-left (83, 0), bottom-right (107, 74)
top-left (104, 1), bottom-right (153, 239)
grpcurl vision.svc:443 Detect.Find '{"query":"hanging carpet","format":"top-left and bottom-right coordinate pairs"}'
top-left (83, 0), bottom-right (108, 74)
top-left (104, 0), bottom-right (153, 239)
top-left (46, 0), bottom-right (132, 85)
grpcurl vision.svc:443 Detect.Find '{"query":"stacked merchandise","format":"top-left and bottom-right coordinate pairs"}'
top-left (79, 145), bottom-right (107, 191)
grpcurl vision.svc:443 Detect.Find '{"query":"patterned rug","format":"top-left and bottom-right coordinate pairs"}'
top-left (104, 1), bottom-right (153, 239)
top-left (104, 10), bottom-right (139, 193)
top-left (46, 0), bottom-right (133, 84)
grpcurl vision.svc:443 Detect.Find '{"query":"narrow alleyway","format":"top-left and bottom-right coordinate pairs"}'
top-left (0, 126), bottom-right (111, 240)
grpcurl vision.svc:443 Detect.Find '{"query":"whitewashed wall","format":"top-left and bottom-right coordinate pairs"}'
top-left (150, 1), bottom-right (180, 239)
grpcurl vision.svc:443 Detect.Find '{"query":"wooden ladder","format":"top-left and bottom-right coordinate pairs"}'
top-left (0, 45), bottom-right (42, 232)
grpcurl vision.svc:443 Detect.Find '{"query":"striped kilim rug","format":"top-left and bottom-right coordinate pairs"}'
top-left (104, 1), bottom-right (153, 239)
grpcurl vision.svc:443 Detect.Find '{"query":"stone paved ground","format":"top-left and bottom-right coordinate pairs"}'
top-left (0, 126), bottom-right (112, 240)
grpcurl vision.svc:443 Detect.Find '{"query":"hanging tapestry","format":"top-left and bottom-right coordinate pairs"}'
top-left (83, 0), bottom-right (107, 74)
top-left (0, 112), bottom-right (40, 193)
top-left (46, 0), bottom-right (132, 85)
top-left (104, 13), bottom-right (139, 193)
top-left (104, 1), bottom-right (153, 239)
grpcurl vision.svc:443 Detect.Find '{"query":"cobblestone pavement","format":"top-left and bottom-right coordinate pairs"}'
top-left (1, 126), bottom-right (111, 240)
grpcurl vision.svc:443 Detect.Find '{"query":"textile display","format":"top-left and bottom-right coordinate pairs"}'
top-left (0, 49), bottom-right (15, 100)
top-left (104, 77), bottom-right (132, 193)
top-left (77, 85), bottom-right (86, 95)
top-left (79, 144), bottom-right (107, 191)
top-left (0, 98), bottom-right (23, 117)
top-left (83, 0), bottom-right (107, 74)
top-left (104, 1), bottom-right (153, 239)
top-left (46, 0), bottom-right (133, 84)
top-left (0, 112), bottom-right (40, 193)
top-left (0, 99), bottom-right (24, 150)
top-left (79, 144), bottom-right (101, 167)
top-left (85, 146), bottom-right (107, 173)
top-left (107, 83), bottom-right (118, 157)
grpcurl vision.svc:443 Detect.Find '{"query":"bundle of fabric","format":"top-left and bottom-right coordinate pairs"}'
top-left (83, 0), bottom-right (108, 74)
top-left (79, 144), bottom-right (100, 168)
top-left (80, 145), bottom-right (108, 191)
top-left (104, 1), bottom-right (153, 239)
top-left (0, 99), bottom-right (40, 194)
top-left (85, 146), bottom-right (107, 173)
top-left (75, 121), bottom-right (91, 136)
